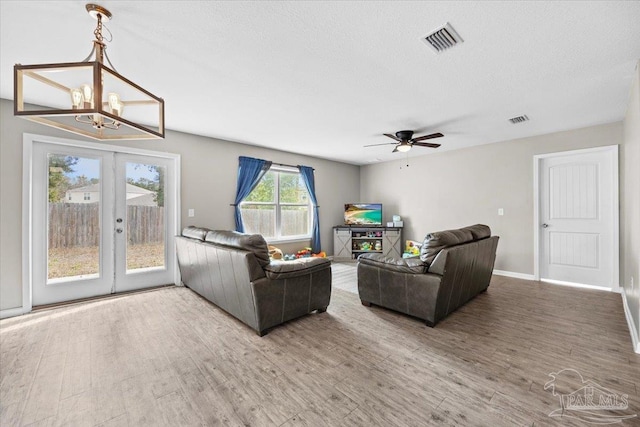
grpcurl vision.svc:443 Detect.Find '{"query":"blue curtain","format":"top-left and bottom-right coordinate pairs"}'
top-left (234, 156), bottom-right (272, 232)
top-left (298, 165), bottom-right (321, 253)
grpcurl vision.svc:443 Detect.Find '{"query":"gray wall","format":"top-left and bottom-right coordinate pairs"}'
top-left (622, 61), bottom-right (640, 345)
top-left (360, 122), bottom-right (623, 275)
top-left (0, 98), bottom-right (360, 311)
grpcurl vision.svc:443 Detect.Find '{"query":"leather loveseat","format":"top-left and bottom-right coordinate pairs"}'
top-left (357, 224), bottom-right (498, 326)
top-left (176, 227), bottom-right (332, 336)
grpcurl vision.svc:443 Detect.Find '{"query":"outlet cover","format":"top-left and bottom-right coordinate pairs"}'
top-left (188, 209), bottom-right (195, 217)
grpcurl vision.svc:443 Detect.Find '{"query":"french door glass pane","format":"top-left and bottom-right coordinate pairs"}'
top-left (125, 162), bottom-right (166, 272)
top-left (47, 154), bottom-right (101, 281)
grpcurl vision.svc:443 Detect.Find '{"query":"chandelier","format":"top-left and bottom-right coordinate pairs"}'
top-left (14, 4), bottom-right (164, 140)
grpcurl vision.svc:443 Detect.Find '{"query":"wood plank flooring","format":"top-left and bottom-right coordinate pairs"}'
top-left (1, 265), bottom-right (638, 426)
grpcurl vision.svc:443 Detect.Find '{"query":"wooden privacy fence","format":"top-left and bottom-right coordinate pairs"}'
top-left (48, 203), bottom-right (164, 248)
top-left (241, 208), bottom-right (309, 237)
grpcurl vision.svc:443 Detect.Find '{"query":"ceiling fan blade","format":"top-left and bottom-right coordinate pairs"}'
top-left (392, 146), bottom-right (399, 153)
top-left (384, 133), bottom-right (402, 142)
top-left (364, 142), bottom-right (398, 147)
top-left (411, 132), bottom-right (444, 142)
top-left (412, 142), bottom-right (441, 148)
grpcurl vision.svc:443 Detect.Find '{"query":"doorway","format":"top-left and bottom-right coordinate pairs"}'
top-left (534, 146), bottom-right (619, 290)
top-left (25, 134), bottom-right (180, 307)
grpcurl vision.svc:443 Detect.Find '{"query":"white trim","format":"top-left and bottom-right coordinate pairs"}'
top-left (22, 133), bottom-right (181, 312)
top-left (621, 291), bottom-right (640, 354)
top-left (540, 278), bottom-right (619, 293)
top-left (493, 269), bottom-right (535, 280)
top-left (22, 137), bottom-right (33, 315)
top-left (0, 307), bottom-right (25, 320)
top-left (532, 145), bottom-right (619, 288)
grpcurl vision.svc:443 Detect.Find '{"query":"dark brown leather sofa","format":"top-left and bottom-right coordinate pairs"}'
top-left (176, 227), bottom-right (332, 336)
top-left (357, 224), bottom-right (498, 326)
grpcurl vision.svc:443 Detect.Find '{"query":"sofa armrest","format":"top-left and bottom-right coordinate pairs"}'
top-left (263, 257), bottom-right (331, 280)
top-left (357, 253), bottom-right (426, 274)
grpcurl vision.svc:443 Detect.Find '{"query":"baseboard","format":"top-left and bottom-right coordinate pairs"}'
top-left (492, 269), bottom-right (535, 280)
top-left (0, 306), bottom-right (24, 320)
top-left (621, 291), bottom-right (640, 354)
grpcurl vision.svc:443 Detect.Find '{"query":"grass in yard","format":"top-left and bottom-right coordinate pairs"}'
top-left (48, 242), bottom-right (165, 279)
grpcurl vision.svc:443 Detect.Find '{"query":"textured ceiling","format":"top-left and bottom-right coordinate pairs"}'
top-left (1, 1), bottom-right (639, 165)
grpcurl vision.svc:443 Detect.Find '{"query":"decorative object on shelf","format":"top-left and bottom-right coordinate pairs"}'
top-left (14, 3), bottom-right (164, 140)
top-left (392, 215), bottom-right (401, 222)
top-left (374, 241), bottom-right (382, 251)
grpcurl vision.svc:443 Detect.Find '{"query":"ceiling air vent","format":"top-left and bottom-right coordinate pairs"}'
top-left (509, 115), bottom-right (530, 124)
top-left (422, 22), bottom-right (463, 53)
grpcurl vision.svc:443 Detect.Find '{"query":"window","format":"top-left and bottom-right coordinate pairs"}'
top-left (240, 168), bottom-right (311, 240)
top-left (83, 192), bottom-right (91, 201)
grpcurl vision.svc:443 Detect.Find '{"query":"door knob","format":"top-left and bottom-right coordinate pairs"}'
top-left (116, 228), bottom-right (123, 233)
top-left (542, 223), bottom-right (549, 228)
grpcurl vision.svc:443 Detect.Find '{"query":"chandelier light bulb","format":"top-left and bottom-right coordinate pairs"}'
top-left (70, 88), bottom-right (83, 109)
top-left (108, 92), bottom-right (123, 117)
top-left (81, 84), bottom-right (93, 108)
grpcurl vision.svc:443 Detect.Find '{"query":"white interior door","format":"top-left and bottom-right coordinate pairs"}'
top-left (30, 139), bottom-right (178, 306)
top-left (538, 146), bottom-right (618, 288)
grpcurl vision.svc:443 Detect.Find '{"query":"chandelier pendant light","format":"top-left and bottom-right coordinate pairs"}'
top-left (14, 4), bottom-right (164, 140)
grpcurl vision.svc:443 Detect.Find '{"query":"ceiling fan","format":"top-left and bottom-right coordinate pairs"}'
top-left (365, 130), bottom-right (443, 153)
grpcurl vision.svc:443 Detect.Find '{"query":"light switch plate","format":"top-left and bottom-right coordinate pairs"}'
top-left (498, 208), bottom-right (504, 216)
top-left (188, 209), bottom-right (195, 217)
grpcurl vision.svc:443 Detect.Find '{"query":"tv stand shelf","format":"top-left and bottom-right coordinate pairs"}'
top-left (333, 226), bottom-right (402, 260)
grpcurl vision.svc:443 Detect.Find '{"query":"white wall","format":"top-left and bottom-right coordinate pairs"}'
top-left (360, 122), bottom-right (623, 275)
top-left (0, 98), bottom-right (360, 311)
top-left (622, 61), bottom-right (640, 347)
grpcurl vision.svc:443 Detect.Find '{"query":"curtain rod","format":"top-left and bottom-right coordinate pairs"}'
top-left (271, 162), bottom-right (315, 171)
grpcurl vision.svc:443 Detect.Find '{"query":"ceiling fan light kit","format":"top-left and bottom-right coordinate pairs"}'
top-left (13, 3), bottom-right (164, 140)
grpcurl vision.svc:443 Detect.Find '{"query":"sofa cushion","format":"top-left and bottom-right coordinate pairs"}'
top-left (460, 224), bottom-right (491, 240)
top-left (420, 228), bottom-right (474, 265)
top-left (205, 230), bottom-right (270, 267)
top-left (263, 257), bottom-right (331, 280)
top-left (182, 226), bottom-right (210, 241)
top-left (358, 253), bottom-right (426, 274)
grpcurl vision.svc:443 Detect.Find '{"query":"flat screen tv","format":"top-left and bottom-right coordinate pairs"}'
top-left (344, 203), bottom-right (383, 225)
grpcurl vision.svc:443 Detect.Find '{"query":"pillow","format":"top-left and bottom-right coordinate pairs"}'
top-left (420, 228), bottom-right (474, 265)
top-left (205, 230), bottom-right (270, 267)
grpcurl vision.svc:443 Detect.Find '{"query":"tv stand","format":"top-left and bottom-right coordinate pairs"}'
top-left (333, 226), bottom-right (402, 260)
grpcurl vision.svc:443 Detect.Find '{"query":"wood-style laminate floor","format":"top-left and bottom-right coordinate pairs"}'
top-left (1, 266), bottom-right (638, 426)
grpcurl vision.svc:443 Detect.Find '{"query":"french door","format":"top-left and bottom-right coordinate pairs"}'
top-left (31, 140), bottom-right (177, 306)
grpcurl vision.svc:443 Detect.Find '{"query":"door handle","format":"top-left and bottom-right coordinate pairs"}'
top-left (116, 228), bottom-right (123, 233)
top-left (542, 223), bottom-right (549, 228)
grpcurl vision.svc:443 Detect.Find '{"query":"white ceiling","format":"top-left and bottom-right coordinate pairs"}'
top-left (2, 1), bottom-right (639, 165)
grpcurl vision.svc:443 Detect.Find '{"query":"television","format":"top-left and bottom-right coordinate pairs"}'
top-left (344, 203), bottom-right (383, 225)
